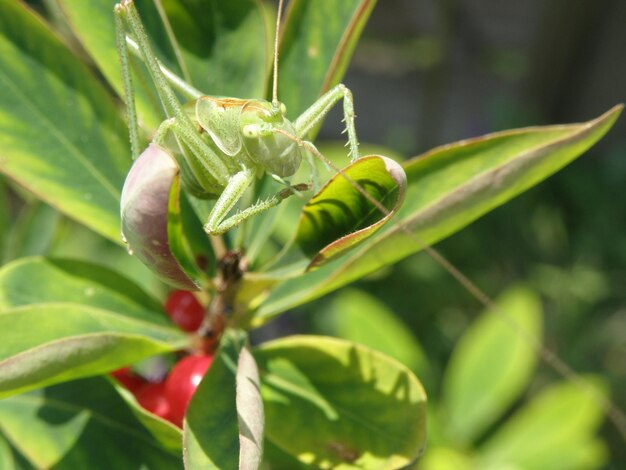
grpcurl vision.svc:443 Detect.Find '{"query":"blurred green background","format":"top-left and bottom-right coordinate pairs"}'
top-left (281, 0), bottom-right (626, 467)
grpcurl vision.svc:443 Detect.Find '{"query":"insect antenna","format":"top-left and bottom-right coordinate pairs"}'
top-left (272, 0), bottom-right (285, 108)
top-left (273, 127), bottom-right (626, 442)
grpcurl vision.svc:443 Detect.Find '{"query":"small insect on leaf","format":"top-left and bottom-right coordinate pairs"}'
top-left (296, 155), bottom-right (407, 270)
top-left (114, 0), bottom-right (380, 282)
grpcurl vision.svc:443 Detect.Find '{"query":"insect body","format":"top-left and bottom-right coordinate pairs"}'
top-left (115, 0), bottom-right (360, 236)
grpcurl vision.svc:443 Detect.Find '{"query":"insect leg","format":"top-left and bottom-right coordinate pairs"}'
top-left (114, 3), bottom-right (140, 159)
top-left (294, 84), bottom-right (359, 161)
top-left (204, 169), bottom-right (309, 235)
top-left (115, 0), bottom-right (230, 185)
top-left (204, 168), bottom-right (256, 235)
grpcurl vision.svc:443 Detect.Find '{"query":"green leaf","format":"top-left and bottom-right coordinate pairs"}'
top-left (480, 379), bottom-right (608, 470)
top-left (156, 0), bottom-right (269, 98)
top-left (121, 144), bottom-right (209, 290)
top-left (60, 0), bottom-right (268, 123)
top-left (0, 377), bottom-right (182, 469)
top-left (318, 289), bottom-right (427, 375)
top-left (0, 257), bottom-right (168, 325)
top-left (0, 303), bottom-right (186, 398)
top-left (442, 286), bottom-right (542, 444)
top-left (278, 0), bottom-right (377, 118)
top-left (419, 447), bottom-right (474, 470)
top-left (0, 1), bottom-right (129, 242)
top-left (252, 105), bottom-right (622, 320)
top-left (236, 345), bottom-right (265, 469)
top-left (255, 336), bottom-right (427, 469)
top-left (47, 221), bottom-right (165, 299)
top-left (0, 178), bottom-right (10, 258)
top-left (112, 381), bottom-right (183, 453)
top-left (296, 155), bottom-right (406, 270)
top-left (57, 0), bottom-right (161, 131)
top-left (0, 435), bottom-right (15, 470)
top-left (333, 105), bottom-right (624, 294)
top-left (184, 330), bottom-right (248, 469)
top-left (3, 202), bottom-right (60, 263)
top-left (262, 440), bottom-right (313, 469)
top-left (0, 434), bottom-right (34, 470)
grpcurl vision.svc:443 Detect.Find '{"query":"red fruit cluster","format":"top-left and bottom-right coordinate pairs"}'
top-left (111, 354), bottom-right (213, 427)
top-left (110, 290), bottom-right (213, 426)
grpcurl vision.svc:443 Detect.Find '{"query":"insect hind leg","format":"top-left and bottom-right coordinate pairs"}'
top-left (115, 0), bottom-right (230, 185)
top-left (293, 84), bottom-right (360, 162)
top-left (114, 2), bottom-right (140, 159)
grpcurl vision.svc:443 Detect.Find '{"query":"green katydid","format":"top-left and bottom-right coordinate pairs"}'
top-left (114, 0), bottom-right (626, 439)
top-left (116, 0), bottom-right (366, 237)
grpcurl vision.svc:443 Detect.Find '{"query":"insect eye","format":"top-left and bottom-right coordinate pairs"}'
top-left (242, 124), bottom-right (259, 138)
top-left (243, 123), bottom-right (272, 138)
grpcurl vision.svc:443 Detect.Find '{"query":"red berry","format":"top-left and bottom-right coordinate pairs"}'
top-left (136, 382), bottom-right (171, 421)
top-left (111, 367), bottom-right (146, 393)
top-left (164, 290), bottom-right (205, 332)
top-left (164, 354), bottom-right (213, 427)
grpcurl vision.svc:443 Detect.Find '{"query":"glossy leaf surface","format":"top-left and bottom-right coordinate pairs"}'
top-left (57, 0), bottom-right (161, 130)
top-left (0, 303), bottom-right (186, 398)
top-left (278, 0), bottom-right (376, 118)
top-left (0, 257), bottom-right (167, 325)
top-left (318, 288), bottom-right (426, 375)
top-left (0, 1), bottom-right (129, 242)
top-left (256, 336), bottom-right (426, 469)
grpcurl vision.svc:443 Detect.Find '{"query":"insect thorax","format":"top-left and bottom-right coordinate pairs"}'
top-left (197, 96), bottom-right (301, 171)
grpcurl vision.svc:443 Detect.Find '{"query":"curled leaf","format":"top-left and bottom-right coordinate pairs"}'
top-left (237, 345), bottom-right (264, 469)
top-left (120, 144), bottom-right (202, 290)
top-left (296, 155), bottom-right (406, 270)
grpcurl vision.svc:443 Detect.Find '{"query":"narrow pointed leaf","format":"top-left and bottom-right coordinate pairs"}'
top-left (57, 0), bottom-right (162, 130)
top-left (121, 143), bottom-right (208, 290)
top-left (252, 105), bottom-right (622, 320)
top-left (61, 0), bottom-right (268, 101)
top-left (296, 155), bottom-right (406, 270)
top-left (183, 330), bottom-right (247, 469)
top-left (0, 377), bottom-right (182, 469)
top-left (278, 0), bottom-right (377, 117)
top-left (0, 257), bottom-right (167, 324)
top-left (3, 202), bottom-right (60, 263)
top-left (336, 105), bottom-right (624, 291)
top-left (0, 1), bottom-right (129, 242)
top-left (0, 303), bottom-right (186, 398)
top-left (255, 336), bottom-right (427, 469)
top-left (442, 286), bottom-right (542, 443)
